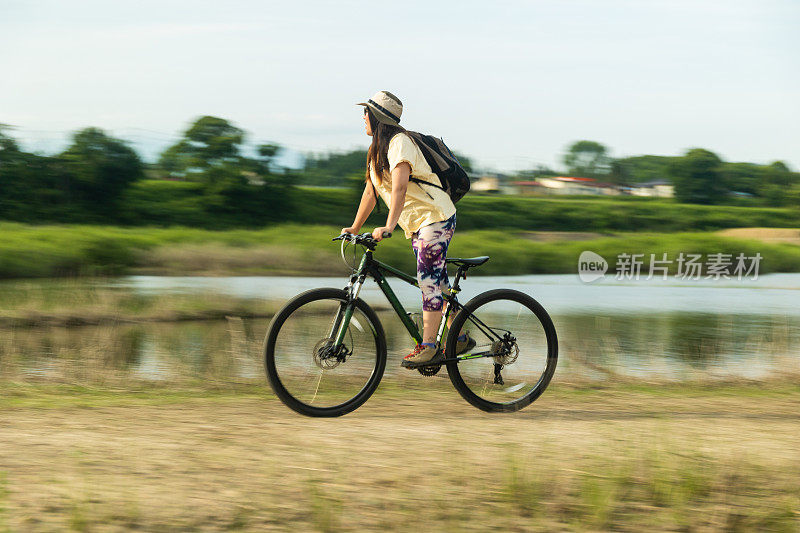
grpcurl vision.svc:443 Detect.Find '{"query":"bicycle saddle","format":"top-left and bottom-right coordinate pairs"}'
top-left (445, 256), bottom-right (490, 267)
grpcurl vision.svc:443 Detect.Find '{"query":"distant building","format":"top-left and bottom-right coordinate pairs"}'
top-left (535, 176), bottom-right (620, 196)
top-left (628, 179), bottom-right (674, 198)
top-left (471, 176), bottom-right (501, 193)
top-left (471, 173), bottom-right (517, 194)
top-left (510, 180), bottom-right (547, 196)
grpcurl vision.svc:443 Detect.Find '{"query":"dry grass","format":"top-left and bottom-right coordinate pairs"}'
top-left (0, 382), bottom-right (798, 532)
top-left (0, 284), bottom-right (281, 328)
top-left (516, 231), bottom-right (607, 242)
top-left (137, 244), bottom-right (349, 277)
top-left (717, 227), bottom-right (800, 245)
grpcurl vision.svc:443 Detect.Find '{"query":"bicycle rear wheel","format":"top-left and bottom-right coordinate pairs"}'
top-left (264, 288), bottom-right (386, 417)
top-left (445, 289), bottom-right (557, 412)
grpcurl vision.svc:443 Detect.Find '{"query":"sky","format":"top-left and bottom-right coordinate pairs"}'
top-left (1, 0), bottom-right (798, 172)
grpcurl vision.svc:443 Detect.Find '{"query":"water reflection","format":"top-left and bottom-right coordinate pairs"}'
top-left (1, 309), bottom-right (797, 386)
top-left (556, 312), bottom-right (799, 380)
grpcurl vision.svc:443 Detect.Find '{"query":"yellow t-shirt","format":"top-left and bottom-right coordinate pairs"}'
top-left (369, 133), bottom-right (457, 239)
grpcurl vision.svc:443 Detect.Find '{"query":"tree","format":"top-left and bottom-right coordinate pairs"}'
top-left (452, 151), bottom-right (474, 174)
top-left (769, 161), bottom-right (790, 173)
top-left (608, 160), bottom-right (631, 185)
top-left (257, 143), bottom-right (281, 162)
top-left (158, 141), bottom-right (194, 179)
top-left (0, 125), bottom-right (20, 156)
top-left (250, 143), bottom-right (283, 178)
top-left (718, 160), bottom-right (797, 204)
top-left (610, 155), bottom-right (676, 185)
top-left (763, 161), bottom-right (794, 188)
top-left (0, 128), bottom-right (32, 218)
top-left (159, 116), bottom-right (245, 180)
top-left (59, 128), bottom-right (143, 215)
top-left (720, 162), bottom-right (763, 196)
top-left (760, 162), bottom-right (798, 207)
top-left (518, 164), bottom-right (561, 179)
top-left (669, 149), bottom-right (726, 204)
top-left (563, 140), bottom-right (610, 178)
top-left (302, 149), bottom-right (366, 186)
top-left (200, 160), bottom-right (291, 226)
top-left (1, 127), bottom-right (105, 222)
top-left (157, 117), bottom-right (292, 225)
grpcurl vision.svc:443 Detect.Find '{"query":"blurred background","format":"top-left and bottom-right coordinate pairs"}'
top-left (1, 1), bottom-right (799, 531)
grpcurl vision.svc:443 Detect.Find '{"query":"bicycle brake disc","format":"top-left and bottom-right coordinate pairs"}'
top-left (313, 338), bottom-right (342, 370)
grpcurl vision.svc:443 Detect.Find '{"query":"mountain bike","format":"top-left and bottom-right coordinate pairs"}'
top-left (264, 232), bottom-right (558, 417)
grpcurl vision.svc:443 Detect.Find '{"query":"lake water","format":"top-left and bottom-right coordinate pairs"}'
top-left (2, 274), bottom-right (799, 385)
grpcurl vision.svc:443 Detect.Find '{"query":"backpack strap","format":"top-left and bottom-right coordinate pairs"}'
top-left (370, 179), bottom-right (382, 213)
top-left (409, 177), bottom-right (443, 199)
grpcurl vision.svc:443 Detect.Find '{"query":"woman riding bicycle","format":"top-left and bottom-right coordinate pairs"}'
top-left (341, 90), bottom-right (473, 368)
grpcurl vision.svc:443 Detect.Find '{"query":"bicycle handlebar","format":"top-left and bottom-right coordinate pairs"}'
top-left (332, 231), bottom-right (392, 250)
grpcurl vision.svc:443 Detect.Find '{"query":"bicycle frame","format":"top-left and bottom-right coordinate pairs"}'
top-left (332, 247), bottom-right (506, 362)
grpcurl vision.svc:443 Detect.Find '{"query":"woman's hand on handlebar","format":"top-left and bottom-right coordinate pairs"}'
top-left (371, 226), bottom-right (393, 242)
top-left (341, 226), bottom-right (359, 235)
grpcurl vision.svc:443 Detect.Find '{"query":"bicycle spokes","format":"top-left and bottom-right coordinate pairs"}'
top-left (271, 296), bottom-right (380, 409)
top-left (451, 298), bottom-right (552, 406)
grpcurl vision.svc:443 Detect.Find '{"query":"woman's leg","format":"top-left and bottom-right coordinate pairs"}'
top-left (412, 215), bottom-right (456, 344)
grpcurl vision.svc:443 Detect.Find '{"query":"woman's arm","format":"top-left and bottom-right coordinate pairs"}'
top-left (341, 182), bottom-right (378, 234)
top-left (372, 162), bottom-right (410, 240)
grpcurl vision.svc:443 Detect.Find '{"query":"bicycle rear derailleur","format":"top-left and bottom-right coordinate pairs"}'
top-left (491, 333), bottom-right (518, 385)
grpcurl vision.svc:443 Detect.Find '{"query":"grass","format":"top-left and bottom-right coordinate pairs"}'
top-left (0, 282), bottom-right (281, 327)
top-left (449, 193), bottom-right (800, 232)
top-left (307, 475), bottom-right (343, 533)
top-left (0, 381), bottom-right (798, 531)
top-left (113, 182), bottom-right (800, 232)
top-left (0, 472), bottom-right (8, 533)
top-left (1, 221), bottom-right (799, 278)
top-left (0, 383), bottom-right (270, 409)
top-left (0, 379), bottom-right (797, 408)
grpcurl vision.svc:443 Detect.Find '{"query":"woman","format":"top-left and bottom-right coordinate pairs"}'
top-left (341, 90), bottom-right (473, 368)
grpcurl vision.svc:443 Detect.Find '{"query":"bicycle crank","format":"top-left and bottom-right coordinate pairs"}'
top-left (417, 364), bottom-right (441, 377)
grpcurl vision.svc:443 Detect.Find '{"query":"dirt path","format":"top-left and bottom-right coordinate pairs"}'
top-left (1, 385), bottom-right (799, 531)
top-left (717, 227), bottom-right (800, 245)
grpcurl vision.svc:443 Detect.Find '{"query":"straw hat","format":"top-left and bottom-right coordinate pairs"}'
top-left (357, 90), bottom-right (403, 126)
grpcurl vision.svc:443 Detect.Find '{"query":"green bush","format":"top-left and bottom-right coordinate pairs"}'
top-left (4, 177), bottom-right (800, 232)
top-left (1, 222), bottom-right (798, 278)
top-left (287, 188), bottom-right (800, 233)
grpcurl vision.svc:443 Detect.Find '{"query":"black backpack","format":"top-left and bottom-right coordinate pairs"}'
top-left (404, 131), bottom-right (470, 204)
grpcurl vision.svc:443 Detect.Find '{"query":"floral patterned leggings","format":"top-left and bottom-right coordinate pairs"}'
top-left (411, 214), bottom-right (457, 312)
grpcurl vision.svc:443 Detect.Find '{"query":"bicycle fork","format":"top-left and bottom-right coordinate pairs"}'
top-left (331, 274), bottom-right (366, 352)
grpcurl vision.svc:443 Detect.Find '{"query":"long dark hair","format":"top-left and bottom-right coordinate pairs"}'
top-left (364, 108), bottom-right (408, 185)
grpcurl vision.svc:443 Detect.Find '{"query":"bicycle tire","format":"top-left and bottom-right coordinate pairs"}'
top-left (264, 288), bottom-right (387, 417)
top-left (445, 289), bottom-right (558, 413)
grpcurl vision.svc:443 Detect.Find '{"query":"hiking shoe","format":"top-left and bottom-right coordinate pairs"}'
top-left (454, 332), bottom-right (476, 355)
top-left (401, 344), bottom-right (443, 368)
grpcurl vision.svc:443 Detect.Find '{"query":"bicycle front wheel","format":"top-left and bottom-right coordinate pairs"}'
top-left (445, 289), bottom-right (558, 413)
top-left (264, 288), bottom-right (386, 417)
